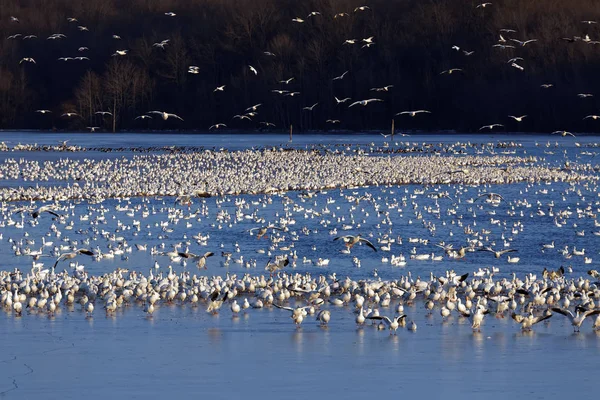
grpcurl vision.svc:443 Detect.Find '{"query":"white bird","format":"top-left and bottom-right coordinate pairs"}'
top-left (165, 12), bottom-right (177, 17)
top-left (367, 315), bottom-right (407, 334)
top-left (303, 103), bottom-right (318, 111)
top-left (354, 6), bottom-right (371, 12)
top-left (214, 85), bottom-right (226, 92)
top-left (552, 130), bottom-right (575, 137)
top-left (19, 57), bottom-right (36, 64)
top-left (348, 99), bottom-right (383, 108)
top-left (112, 50), bottom-right (128, 56)
top-left (292, 17), bottom-right (304, 23)
top-left (396, 110), bottom-right (431, 117)
top-left (511, 312), bottom-right (552, 331)
top-left (440, 68), bottom-right (463, 75)
top-left (316, 310), bottom-right (331, 326)
top-left (479, 124), bottom-right (503, 131)
top-left (509, 115), bottom-right (527, 122)
top-left (335, 96), bottom-right (351, 104)
top-left (148, 111), bottom-right (184, 121)
top-left (209, 123), bottom-right (227, 130)
top-left (551, 307), bottom-right (600, 332)
top-left (332, 71), bottom-right (349, 81)
top-left (334, 235), bottom-right (377, 251)
top-left (279, 77), bottom-right (294, 84)
top-left (274, 303), bottom-right (310, 325)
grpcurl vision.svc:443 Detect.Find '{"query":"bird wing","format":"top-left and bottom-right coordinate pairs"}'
top-left (358, 238), bottom-right (377, 252)
top-left (203, 252), bottom-right (215, 258)
top-left (273, 303), bottom-right (294, 312)
top-left (511, 313), bottom-right (524, 323)
top-left (550, 307), bottom-right (574, 319)
top-left (367, 315), bottom-right (392, 325)
top-left (531, 313), bottom-right (553, 325)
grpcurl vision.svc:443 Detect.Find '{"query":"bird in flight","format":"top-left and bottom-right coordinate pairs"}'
top-left (209, 123), bottom-right (227, 130)
top-left (370, 85), bottom-right (393, 92)
top-left (508, 115), bottom-right (527, 122)
top-left (279, 77), bottom-right (294, 84)
top-left (248, 65), bottom-right (258, 75)
top-left (541, 83), bottom-right (553, 88)
top-left (476, 3), bottom-right (492, 8)
top-left (149, 111), bottom-right (184, 121)
top-left (440, 68), bottom-right (463, 75)
top-left (335, 96), bottom-right (351, 104)
top-left (584, 115), bottom-right (600, 120)
top-left (479, 124), bottom-right (503, 130)
top-left (396, 110), bottom-right (431, 117)
top-left (334, 234), bottom-right (377, 251)
top-left (332, 71), bottom-right (349, 81)
top-left (292, 17), bottom-right (304, 23)
top-left (15, 205), bottom-right (61, 219)
top-left (349, 99), bottom-right (383, 107)
top-left (510, 38), bottom-right (537, 46)
top-left (303, 103), bottom-right (319, 111)
top-left (61, 112), bottom-right (79, 117)
top-left (552, 130), bottom-right (576, 137)
top-left (354, 6), bottom-right (371, 12)
top-left (214, 85), bottom-right (226, 92)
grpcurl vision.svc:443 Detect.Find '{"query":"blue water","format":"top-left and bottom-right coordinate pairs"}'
top-left (0, 132), bottom-right (599, 399)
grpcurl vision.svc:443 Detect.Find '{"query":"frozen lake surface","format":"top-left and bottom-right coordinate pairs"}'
top-left (1, 132), bottom-right (599, 399)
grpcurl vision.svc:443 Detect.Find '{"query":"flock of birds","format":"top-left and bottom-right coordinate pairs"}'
top-left (1, 137), bottom-right (600, 337)
top-left (4, 3), bottom-right (600, 134)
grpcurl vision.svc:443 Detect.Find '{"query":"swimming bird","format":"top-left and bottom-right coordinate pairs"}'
top-left (551, 306), bottom-right (600, 332)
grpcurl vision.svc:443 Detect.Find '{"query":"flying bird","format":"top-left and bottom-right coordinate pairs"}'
top-left (348, 99), bottom-right (383, 108)
top-left (149, 111), bottom-right (184, 121)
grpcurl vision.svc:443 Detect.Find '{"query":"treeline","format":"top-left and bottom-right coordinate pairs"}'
top-left (1, 0), bottom-right (600, 133)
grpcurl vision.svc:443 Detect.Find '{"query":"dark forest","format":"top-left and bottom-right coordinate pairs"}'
top-left (1, 0), bottom-right (600, 133)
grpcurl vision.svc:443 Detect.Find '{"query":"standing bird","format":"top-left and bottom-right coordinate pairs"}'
top-left (511, 311), bottom-right (552, 331)
top-left (367, 315), bottom-right (406, 334)
top-left (551, 306), bottom-right (600, 332)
